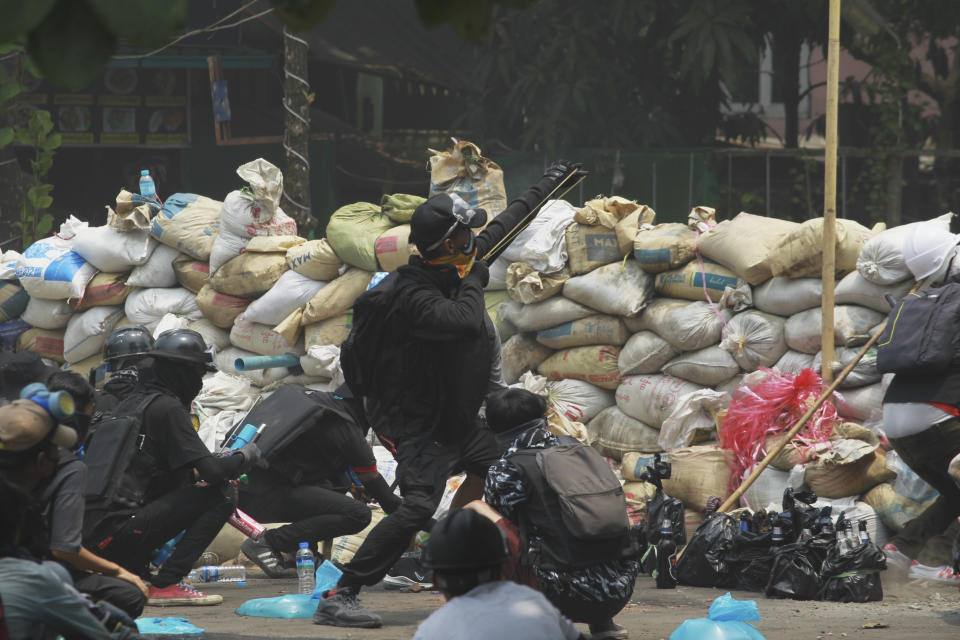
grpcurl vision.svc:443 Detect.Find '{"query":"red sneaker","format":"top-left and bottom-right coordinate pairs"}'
top-left (148, 582), bottom-right (223, 606)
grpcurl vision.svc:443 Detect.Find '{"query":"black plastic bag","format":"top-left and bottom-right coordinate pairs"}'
top-left (765, 542), bottom-right (822, 600)
top-left (677, 512), bottom-right (738, 587)
top-left (819, 542), bottom-right (886, 602)
top-left (641, 490), bottom-right (685, 574)
top-left (726, 529), bottom-right (774, 592)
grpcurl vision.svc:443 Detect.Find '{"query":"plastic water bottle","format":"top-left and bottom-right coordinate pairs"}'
top-left (296, 543), bottom-right (315, 594)
top-left (188, 565), bottom-right (246, 583)
top-left (139, 169), bottom-right (158, 200)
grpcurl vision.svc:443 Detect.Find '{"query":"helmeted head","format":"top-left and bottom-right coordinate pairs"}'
top-left (104, 325), bottom-right (155, 371)
top-left (150, 329), bottom-right (216, 373)
top-left (903, 222), bottom-right (960, 283)
top-left (422, 508), bottom-right (508, 597)
top-left (409, 193), bottom-right (487, 260)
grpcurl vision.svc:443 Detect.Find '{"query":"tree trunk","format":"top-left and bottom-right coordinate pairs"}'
top-left (777, 30), bottom-right (802, 149)
top-left (884, 153), bottom-right (902, 227)
top-left (282, 27), bottom-right (314, 236)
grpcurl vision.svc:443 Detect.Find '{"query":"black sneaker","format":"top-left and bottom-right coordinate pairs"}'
top-left (241, 538), bottom-right (286, 579)
top-left (383, 553), bottom-right (433, 590)
top-left (313, 587), bottom-right (382, 628)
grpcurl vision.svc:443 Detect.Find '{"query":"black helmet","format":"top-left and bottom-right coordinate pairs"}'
top-left (422, 509), bottom-right (508, 573)
top-left (104, 326), bottom-right (155, 367)
top-left (150, 329), bottom-right (216, 372)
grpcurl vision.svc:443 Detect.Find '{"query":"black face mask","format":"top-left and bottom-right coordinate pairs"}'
top-left (152, 358), bottom-right (204, 407)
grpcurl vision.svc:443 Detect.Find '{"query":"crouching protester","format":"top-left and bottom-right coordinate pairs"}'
top-left (83, 329), bottom-right (262, 606)
top-left (413, 509), bottom-right (585, 640)
top-left (470, 388), bottom-right (639, 640)
top-left (94, 326), bottom-right (155, 414)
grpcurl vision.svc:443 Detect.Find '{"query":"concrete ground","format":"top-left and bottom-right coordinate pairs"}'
top-left (141, 569), bottom-right (960, 639)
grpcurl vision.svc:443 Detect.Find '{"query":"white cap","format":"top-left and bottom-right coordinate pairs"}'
top-left (902, 222), bottom-right (960, 282)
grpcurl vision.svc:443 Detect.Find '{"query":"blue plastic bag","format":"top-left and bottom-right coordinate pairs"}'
top-left (311, 560), bottom-right (343, 599)
top-left (670, 593), bottom-right (765, 640)
top-left (235, 594), bottom-right (317, 619)
top-left (136, 617), bottom-right (205, 635)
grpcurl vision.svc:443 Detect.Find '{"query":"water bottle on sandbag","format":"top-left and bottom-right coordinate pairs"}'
top-left (139, 169), bottom-right (159, 201)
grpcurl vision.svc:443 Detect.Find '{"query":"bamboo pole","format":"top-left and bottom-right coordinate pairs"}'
top-left (821, 0), bottom-right (842, 383)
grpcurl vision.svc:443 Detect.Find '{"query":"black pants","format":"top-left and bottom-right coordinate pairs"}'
top-left (545, 588), bottom-right (632, 626)
top-left (69, 569), bottom-right (146, 619)
top-left (92, 484), bottom-right (235, 588)
top-left (889, 418), bottom-right (960, 559)
top-left (239, 482), bottom-right (372, 554)
top-left (337, 428), bottom-right (500, 590)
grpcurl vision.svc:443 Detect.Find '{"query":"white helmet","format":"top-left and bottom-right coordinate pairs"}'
top-left (902, 222), bottom-right (960, 281)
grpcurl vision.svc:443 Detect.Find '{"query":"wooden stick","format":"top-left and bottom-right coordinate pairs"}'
top-left (821, 0), bottom-right (842, 384)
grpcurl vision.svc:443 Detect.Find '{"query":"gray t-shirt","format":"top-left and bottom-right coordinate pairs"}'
top-left (38, 448), bottom-right (86, 554)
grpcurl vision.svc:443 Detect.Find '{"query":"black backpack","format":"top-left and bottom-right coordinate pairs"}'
top-left (876, 283), bottom-right (960, 375)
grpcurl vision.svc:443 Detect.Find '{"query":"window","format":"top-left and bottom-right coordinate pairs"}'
top-left (724, 38), bottom-right (810, 119)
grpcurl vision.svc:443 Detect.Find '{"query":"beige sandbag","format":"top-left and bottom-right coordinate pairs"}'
top-left (615, 374), bottom-right (704, 428)
top-left (536, 314), bottom-right (628, 349)
top-left (273, 307), bottom-right (303, 346)
top-left (804, 447), bottom-right (895, 499)
top-left (614, 204), bottom-right (656, 254)
top-left (304, 314), bottom-right (350, 348)
top-left (286, 238), bottom-right (343, 281)
top-left (502, 334), bottom-right (554, 385)
top-left (150, 194), bottom-right (221, 261)
top-left (375, 224), bottom-right (417, 272)
top-left (63, 352), bottom-right (104, 380)
top-left (563, 261), bottom-right (654, 317)
top-left (633, 223), bottom-right (697, 273)
top-left (73, 272), bottom-right (133, 311)
top-left (209, 252), bottom-right (288, 299)
top-left (17, 327), bottom-right (65, 362)
top-left (661, 347), bottom-right (740, 387)
top-left (484, 290), bottom-right (514, 340)
top-left (330, 508), bottom-right (386, 564)
top-left (618, 331), bottom-right (679, 376)
top-left (301, 268), bottom-right (372, 325)
top-left (763, 432), bottom-right (832, 471)
top-left (565, 223), bottom-right (626, 275)
top-left (0, 281), bottom-right (28, 322)
top-left (173, 255), bottom-right (210, 293)
top-left (575, 196), bottom-right (643, 228)
top-left (537, 345), bottom-right (621, 390)
top-left (783, 305), bottom-right (886, 354)
top-left (506, 263), bottom-right (568, 305)
top-left (767, 217), bottom-right (877, 278)
top-left (697, 212), bottom-right (799, 284)
top-left (622, 481), bottom-right (658, 523)
top-left (862, 483), bottom-right (935, 533)
top-left (195, 284), bottom-right (249, 328)
top-left (588, 406), bottom-right (662, 460)
top-left (654, 259), bottom-right (744, 304)
top-left (245, 235), bottom-right (305, 253)
top-left (623, 446), bottom-right (733, 511)
top-left (229, 319), bottom-right (302, 357)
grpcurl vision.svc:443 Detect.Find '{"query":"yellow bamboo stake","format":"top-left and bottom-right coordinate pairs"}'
top-left (821, 0), bottom-right (842, 383)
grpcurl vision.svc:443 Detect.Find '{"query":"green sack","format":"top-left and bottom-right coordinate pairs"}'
top-left (326, 202), bottom-right (395, 272)
top-left (380, 193), bottom-right (426, 224)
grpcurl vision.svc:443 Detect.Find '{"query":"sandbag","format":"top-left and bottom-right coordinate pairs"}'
top-left (195, 285), bottom-right (249, 328)
top-left (304, 314), bottom-right (350, 348)
top-left (241, 270), bottom-right (326, 326)
top-left (487, 259), bottom-right (508, 290)
top-left (752, 277), bottom-right (822, 317)
top-left (506, 263), bottom-right (567, 304)
top-left (17, 327), bottom-right (65, 362)
top-left (813, 346), bottom-right (880, 389)
top-left (172, 255), bottom-right (210, 293)
top-left (617, 331), bottom-right (678, 376)
top-left (536, 314), bottom-right (628, 349)
top-left (804, 447), bottom-right (894, 499)
top-left (773, 350), bottom-right (815, 375)
top-left (187, 318), bottom-right (231, 350)
top-left (428, 140), bottom-right (507, 215)
top-left (246, 235), bottom-right (305, 253)
top-left (286, 238), bottom-right (343, 281)
top-left (740, 464), bottom-right (793, 511)
top-left (73, 272), bottom-right (133, 311)
top-left (862, 483), bottom-right (932, 533)
top-left (72, 226), bottom-right (156, 272)
top-left (501, 296), bottom-right (594, 332)
top-left (537, 345), bottom-right (621, 390)
top-left (719, 311), bottom-right (787, 371)
top-left (834, 271), bottom-right (913, 313)
top-left (574, 196), bottom-right (647, 229)
top-left (615, 374), bottom-right (704, 428)
top-left (662, 347), bottom-right (740, 387)
top-left (375, 224), bottom-right (416, 272)
top-left (501, 334), bottom-right (553, 385)
top-left (0, 281), bottom-right (28, 322)
top-left (856, 213), bottom-right (952, 285)
top-left (213, 346), bottom-right (288, 387)
top-left (124, 287), bottom-right (200, 330)
top-left (545, 377), bottom-right (615, 423)
top-left (16, 226), bottom-right (97, 300)
top-left (696, 212), bottom-right (798, 284)
top-left (767, 217), bottom-right (877, 278)
top-left (326, 202), bottom-right (394, 272)
top-left (614, 204), bottom-right (656, 254)
top-left (633, 223), bottom-right (697, 273)
top-left (330, 508), bottom-right (387, 565)
top-left (498, 199), bottom-right (575, 274)
top-left (210, 251), bottom-right (288, 299)
top-left (21, 297), bottom-right (73, 330)
top-left (563, 260), bottom-right (653, 317)
top-left (622, 446), bottom-right (733, 511)
top-left (63, 306), bottom-right (123, 364)
top-left (230, 318), bottom-right (303, 357)
top-left (150, 193), bottom-right (220, 260)
top-left (301, 268), bottom-right (372, 325)
top-left (380, 193), bottom-right (425, 224)
top-left (835, 382), bottom-right (884, 426)
top-left (565, 223), bottom-right (626, 275)
top-left (783, 306), bottom-right (886, 354)
top-left (126, 243), bottom-right (180, 288)
top-left (588, 406), bottom-right (662, 459)
top-left (654, 259), bottom-right (744, 304)
top-left (627, 298), bottom-right (725, 352)
top-left (0, 250), bottom-right (21, 280)
top-left (484, 291), bottom-right (515, 341)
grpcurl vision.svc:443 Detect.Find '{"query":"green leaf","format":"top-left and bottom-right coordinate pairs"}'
top-left (14, 129), bottom-right (32, 145)
top-left (35, 195), bottom-right (53, 209)
top-left (86, 0), bottom-right (187, 46)
top-left (27, 0), bottom-right (117, 90)
top-left (0, 126), bottom-right (13, 148)
top-left (0, 82), bottom-right (21, 105)
top-left (0, 0), bottom-right (57, 46)
top-left (37, 213), bottom-right (54, 236)
top-left (41, 132), bottom-right (61, 151)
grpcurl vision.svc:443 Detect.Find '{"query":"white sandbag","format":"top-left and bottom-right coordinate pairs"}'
top-left (615, 374), bottom-right (705, 428)
top-left (654, 259), bottom-right (744, 304)
top-left (716, 374), bottom-right (746, 397)
top-left (740, 464), bottom-right (793, 511)
top-left (617, 331), bottom-right (678, 376)
top-left (505, 263), bottom-right (567, 304)
top-left (773, 350), bottom-right (816, 375)
top-left (16, 219), bottom-right (97, 300)
top-left (213, 346), bottom-right (289, 387)
top-left (812, 497), bottom-right (888, 547)
top-left (537, 345), bottom-right (621, 390)
top-left (719, 311), bottom-right (787, 371)
top-left (784, 305), bottom-right (886, 354)
top-left (487, 259), bottom-right (508, 290)
top-left (498, 199), bottom-right (575, 273)
top-left (536, 314), bottom-right (628, 349)
top-left (230, 318), bottom-right (303, 357)
top-left (72, 226), bottom-right (156, 272)
top-left (127, 243), bottom-right (180, 288)
top-left (662, 347), bottom-right (740, 386)
top-left (835, 382), bottom-right (884, 426)
top-left (0, 250), bottom-right (22, 280)
top-left (545, 377), bottom-right (614, 423)
top-left (197, 410), bottom-right (244, 453)
top-left (188, 318), bottom-right (231, 350)
top-left (124, 287), bottom-right (201, 330)
top-left (21, 297), bottom-right (74, 330)
top-left (304, 345), bottom-right (344, 385)
top-left (241, 270), bottom-right (326, 326)
top-left (813, 346), bottom-right (880, 389)
top-left (152, 313), bottom-right (191, 337)
top-left (589, 406), bottom-right (662, 459)
top-left (752, 277), bottom-right (822, 317)
top-left (502, 296), bottom-right (595, 332)
top-left (195, 371), bottom-right (257, 414)
top-left (62, 306), bottom-right (123, 364)
top-left (856, 213), bottom-right (952, 285)
top-left (632, 223), bottom-right (696, 273)
top-left (627, 298), bottom-right (725, 352)
top-left (502, 333), bottom-right (553, 385)
top-left (834, 271), bottom-right (913, 313)
top-left (696, 212), bottom-right (798, 284)
top-left (209, 229), bottom-right (247, 275)
top-left (658, 388), bottom-right (727, 450)
top-left (563, 260), bottom-right (654, 317)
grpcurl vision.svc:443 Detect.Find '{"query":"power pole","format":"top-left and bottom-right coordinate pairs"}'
top-left (282, 26), bottom-right (314, 236)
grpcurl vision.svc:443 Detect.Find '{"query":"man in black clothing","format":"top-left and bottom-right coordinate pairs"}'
top-left (84, 329), bottom-right (260, 606)
top-left (315, 161), bottom-right (583, 629)
top-left (93, 326), bottom-right (155, 414)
